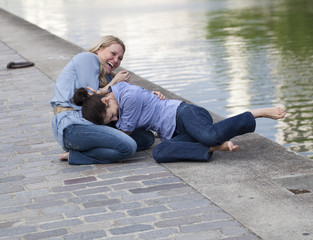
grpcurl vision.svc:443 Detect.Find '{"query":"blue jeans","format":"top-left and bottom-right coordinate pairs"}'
top-left (152, 102), bottom-right (256, 163)
top-left (64, 125), bottom-right (154, 165)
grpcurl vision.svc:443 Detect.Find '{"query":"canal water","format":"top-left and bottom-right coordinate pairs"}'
top-left (1, 0), bottom-right (312, 159)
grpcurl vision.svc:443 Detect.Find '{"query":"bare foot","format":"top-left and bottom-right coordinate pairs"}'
top-left (209, 141), bottom-right (239, 152)
top-left (58, 152), bottom-right (69, 161)
top-left (250, 107), bottom-right (286, 120)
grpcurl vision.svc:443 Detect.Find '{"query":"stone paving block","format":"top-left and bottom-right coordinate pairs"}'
top-left (69, 194), bottom-right (109, 204)
top-left (61, 165), bottom-right (94, 173)
top-left (15, 189), bottom-right (50, 199)
top-left (86, 178), bottom-right (122, 187)
top-left (111, 182), bottom-right (144, 191)
top-left (64, 176), bottom-right (98, 185)
top-left (0, 175), bottom-right (24, 183)
top-left (0, 196), bottom-right (30, 208)
top-left (64, 207), bottom-right (108, 218)
top-left (110, 224), bottom-right (153, 235)
top-left (84, 211), bottom-right (125, 223)
top-left (108, 201), bottom-right (142, 211)
top-left (122, 171), bottom-right (171, 182)
top-left (10, 176), bottom-right (44, 187)
top-left (52, 184), bottom-right (88, 193)
top-left (121, 191), bottom-right (159, 202)
top-left (0, 185), bottom-right (24, 195)
top-left (132, 165), bottom-right (169, 175)
top-left (115, 215), bottom-right (156, 226)
top-left (167, 198), bottom-right (217, 211)
top-left (25, 180), bottom-right (63, 190)
top-left (1, 207), bottom-right (41, 221)
top-left (25, 214), bottom-right (65, 225)
top-left (102, 234), bottom-right (138, 240)
top-left (0, 220), bottom-right (19, 229)
top-left (129, 182), bottom-right (186, 194)
top-left (98, 171), bottom-right (137, 180)
top-left (127, 205), bottom-right (169, 216)
top-left (33, 192), bottom-right (74, 203)
top-left (73, 186), bottom-right (110, 196)
top-left (64, 230), bottom-right (107, 240)
top-left (41, 204), bottom-right (81, 215)
top-left (108, 189), bottom-right (129, 198)
top-left (82, 198), bottom-right (121, 208)
top-left (142, 176), bottom-right (182, 186)
top-left (138, 228), bottom-right (179, 240)
top-left (0, 226), bottom-right (37, 238)
top-left (24, 228), bottom-right (68, 240)
top-left (40, 219), bottom-right (82, 230)
top-left (26, 200), bottom-right (65, 210)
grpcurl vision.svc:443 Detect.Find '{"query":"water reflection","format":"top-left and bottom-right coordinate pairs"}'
top-left (205, 0), bottom-right (313, 158)
top-left (0, 0), bottom-right (312, 158)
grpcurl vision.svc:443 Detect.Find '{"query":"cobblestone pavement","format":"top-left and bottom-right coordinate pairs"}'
top-left (0, 40), bottom-right (260, 240)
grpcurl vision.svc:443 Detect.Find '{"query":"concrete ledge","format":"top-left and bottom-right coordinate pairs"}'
top-left (1, 7), bottom-right (313, 240)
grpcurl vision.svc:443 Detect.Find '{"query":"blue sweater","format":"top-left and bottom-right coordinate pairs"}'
top-left (50, 52), bottom-right (113, 150)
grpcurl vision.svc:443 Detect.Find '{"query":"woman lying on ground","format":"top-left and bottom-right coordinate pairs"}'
top-left (73, 82), bottom-right (286, 163)
top-left (50, 35), bottom-right (162, 165)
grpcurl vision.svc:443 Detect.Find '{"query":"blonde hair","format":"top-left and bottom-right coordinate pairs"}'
top-left (87, 35), bottom-right (126, 88)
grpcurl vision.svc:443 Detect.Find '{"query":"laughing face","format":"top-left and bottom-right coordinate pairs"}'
top-left (96, 43), bottom-right (124, 74)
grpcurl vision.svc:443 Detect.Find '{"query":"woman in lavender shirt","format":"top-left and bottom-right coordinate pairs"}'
top-left (73, 82), bottom-right (286, 163)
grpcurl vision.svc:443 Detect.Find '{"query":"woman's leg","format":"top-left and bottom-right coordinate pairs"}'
top-left (63, 124), bottom-right (137, 165)
top-left (130, 128), bottom-right (155, 151)
top-left (177, 103), bottom-right (285, 147)
top-left (153, 133), bottom-right (212, 163)
top-left (176, 103), bottom-right (256, 146)
top-left (153, 134), bottom-right (239, 163)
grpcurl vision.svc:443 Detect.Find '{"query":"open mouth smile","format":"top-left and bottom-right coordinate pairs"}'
top-left (107, 62), bottom-right (115, 70)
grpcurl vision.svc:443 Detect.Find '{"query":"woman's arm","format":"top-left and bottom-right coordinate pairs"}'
top-left (99, 70), bottom-right (130, 94)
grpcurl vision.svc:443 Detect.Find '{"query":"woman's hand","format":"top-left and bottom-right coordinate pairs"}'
top-left (152, 91), bottom-right (167, 100)
top-left (112, 70), bottom-right (130, 84)
top-left (88, 70), bottom-right (131, 95)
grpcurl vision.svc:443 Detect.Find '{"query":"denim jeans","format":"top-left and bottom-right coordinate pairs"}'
top-left (64, 124), bottom-right (154, 165)
top-left (152, 102), bottom-right (256, 163)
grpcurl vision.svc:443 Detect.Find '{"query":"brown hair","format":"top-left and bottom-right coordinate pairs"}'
top-left (73, 88), bottom-right (107, 125)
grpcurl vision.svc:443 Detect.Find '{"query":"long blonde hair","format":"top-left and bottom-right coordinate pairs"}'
top-left (88, 35), bottom-right (126, 88)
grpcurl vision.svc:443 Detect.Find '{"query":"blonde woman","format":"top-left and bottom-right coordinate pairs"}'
top-left (50, 36), bottom-right (155, 164)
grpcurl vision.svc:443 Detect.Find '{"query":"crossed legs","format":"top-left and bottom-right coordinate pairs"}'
top-left (209, 107), bottom-right (286, 153)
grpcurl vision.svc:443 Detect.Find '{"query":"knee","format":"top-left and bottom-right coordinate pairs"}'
top-left (141, 130), bottom-right (155, 150)
top-left (121, 139), bottom-right (137, 157)
top-left (134, 130), bottom-right (155, 152)
top-left (152, 144), bottom-right (167, 163)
